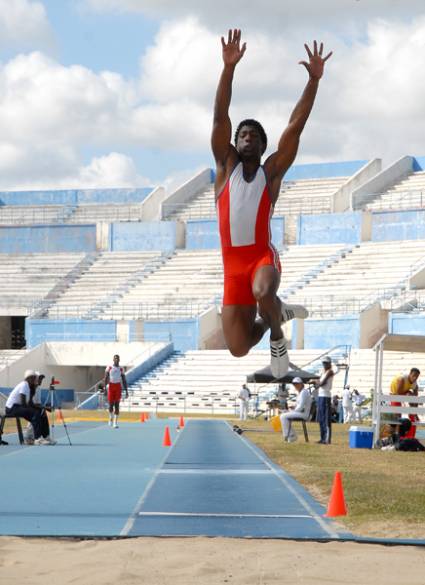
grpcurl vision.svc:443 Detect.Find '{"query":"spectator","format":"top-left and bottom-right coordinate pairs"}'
top-left (331, 395), bottom-right (340, 423)
top-left (5, 370), bottom-right (56, 445)
top-left (342, 385), bottom-right (353, 423)
top-left (238, 384), bottom-right (250, 420)
top-left (277, 383), bottom-right (289, 410)
top-left (389, 368), bottom-right (421, 439)
top-left (310, 356), bottom-right (335, 444)
top-left (352, 389), bottom-right (366, 422)
top-left (280, 377), bottom-right (312, 443)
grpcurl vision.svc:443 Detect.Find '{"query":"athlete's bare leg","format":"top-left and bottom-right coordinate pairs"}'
top-left (252, 265), bottom-right (282, 341)
top-left (222, 305), bottom-right (268, 357)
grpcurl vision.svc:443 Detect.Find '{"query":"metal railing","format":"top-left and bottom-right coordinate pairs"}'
top-left (162, 195), bottom-right (333, 220)
top-left (365, 189), bottom-right (425, 211)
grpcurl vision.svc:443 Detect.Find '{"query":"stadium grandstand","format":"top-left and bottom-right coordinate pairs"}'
top-left (1, 155), bottom-right (425, 414)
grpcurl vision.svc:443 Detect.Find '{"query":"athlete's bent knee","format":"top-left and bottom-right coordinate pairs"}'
top-left (253, 283), bottom-right (275, 303)
top-left (228, 344), bottom-right (250, 358)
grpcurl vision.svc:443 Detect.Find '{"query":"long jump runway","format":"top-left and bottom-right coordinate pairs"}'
top-left (0, 419), bottom-right (349, 539)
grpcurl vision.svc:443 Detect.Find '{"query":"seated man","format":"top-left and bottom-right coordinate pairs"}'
top-left (5, 370), bottom-right (55, 446)
top-left (280, 377), bottom-right (312, 442)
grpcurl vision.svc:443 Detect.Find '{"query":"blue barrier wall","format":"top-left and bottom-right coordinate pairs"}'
top-left (186, 217), bottom-right (285, 249)
top-left (209, 161), bottom-right (366, 183)
top-left (125, 342), bottom-right (174, 385)
top-left (0, 187), bottom-right (153, 206)
top-left (25, 320), bottom-right (117, 348)
top-left (284, 160), bottom-right (367, 181)
top-left (110, 221), bottom-right (177, 252)
top-left (39, 389), bottom-right (75, 407)
top-left (143, 321), bottom-right (199, 352)
top-left (389, 312), bottom-right (425, 335)
top-left (372, 210), bottom-right (425, 241)
top-left (304, 316), bottom-right (360, 349)
top-left (297, 212), bottom-right (362, 245)
top-left (0, 387), bottom-right (74, 406)
top-left (0, 224), bottom-right (97, 253)
top-left (413, 156), bottom-right (425, 171)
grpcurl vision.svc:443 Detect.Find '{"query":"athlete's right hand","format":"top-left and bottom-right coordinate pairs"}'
top-left (221, 29), bottom-right (246, 66)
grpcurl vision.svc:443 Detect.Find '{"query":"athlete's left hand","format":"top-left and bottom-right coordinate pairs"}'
top-left (299, 41), bottom-right (332, 80)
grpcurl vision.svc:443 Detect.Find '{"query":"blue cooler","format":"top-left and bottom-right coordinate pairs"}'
top-left (349, 426), bottom-right (373, 449)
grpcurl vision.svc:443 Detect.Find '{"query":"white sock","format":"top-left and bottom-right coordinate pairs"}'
top-left (113, 415), bottom-right (118, 425)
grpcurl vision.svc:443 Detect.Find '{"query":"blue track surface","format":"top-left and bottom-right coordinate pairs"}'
top-left (1, 418), bottom-right (347, 539)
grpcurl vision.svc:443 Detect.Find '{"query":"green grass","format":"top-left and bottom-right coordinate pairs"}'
top-left (239, 418), bottom-right (425, 538)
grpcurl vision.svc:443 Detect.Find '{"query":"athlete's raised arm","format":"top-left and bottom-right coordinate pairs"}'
top-left (264, 41), bottom-right (332, 202)
top-left (211, 29), bottom-right (246, 188)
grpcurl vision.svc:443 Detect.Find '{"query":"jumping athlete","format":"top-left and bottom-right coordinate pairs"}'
top-left (104, 354), bottom-right (128, 428)
top-left (212, 29), bottom-right (332, 377)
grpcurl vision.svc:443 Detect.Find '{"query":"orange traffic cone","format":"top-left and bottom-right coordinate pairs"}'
top-left (162, 426), bottom-right (172, 447)
top-left (179, 416), bottom-right (185, 428)
top-left (140, 412), bottom-right (145, 423)
top-left (145, 412), bottom-right (149, 420)
top-left (325, 471), bottom-right (347, 517)
top-left (57, 410), bottom-right (63, 421)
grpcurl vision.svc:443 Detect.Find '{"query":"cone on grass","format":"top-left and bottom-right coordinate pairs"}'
top-left (57, 410), bottom-right (63, 421)
top-left (140, 412), bottom-right (145, 423)
top-left (162, 426), bottom-right (172, 447)
top-left (179, 416), bottom-right (185, 429)
top-left (325, 471), bottom-right (347, 517)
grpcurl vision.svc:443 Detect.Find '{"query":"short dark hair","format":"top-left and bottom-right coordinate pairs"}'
top-left (234, 119), bottom-right (267, 150)
top-left (410, 367), bottom-right (420, 376)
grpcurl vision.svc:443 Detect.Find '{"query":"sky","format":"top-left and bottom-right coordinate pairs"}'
top-left (0, 0), bottom-right (424, 192)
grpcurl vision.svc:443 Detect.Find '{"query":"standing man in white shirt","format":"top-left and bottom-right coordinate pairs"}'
top-left (342, 385), bottom-right (354, 423)
top-left (352, 389), bottom-right (365, 422)
top-left (280, 377), bottom-right (312, 442)
top-left (238, 384), bottom-right (250, 420)
top-left (5, 370), bottom-right (55, 445)
top-left (104, 354), bottom-right (128, 428)
top-left (312, 356), bottom-right (334, 444)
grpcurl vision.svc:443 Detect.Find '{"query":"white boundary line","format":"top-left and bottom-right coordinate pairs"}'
top-left (138, 512), bottom-right (312, 519)
top-left (228, 422), bottom-right (340, 539)
top-left (120, 422), bottom-right (184, 536)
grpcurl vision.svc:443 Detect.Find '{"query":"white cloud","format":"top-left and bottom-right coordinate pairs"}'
top-left (84, 0), bottom-right (425, 34)
top-left (0, 0), bottom-right (53, 51)
top-left (1, 12), bottom-right (425, 190)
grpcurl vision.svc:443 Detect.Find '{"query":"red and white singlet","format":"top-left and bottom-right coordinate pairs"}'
top-left (217, 162), bottom-right (281, 305)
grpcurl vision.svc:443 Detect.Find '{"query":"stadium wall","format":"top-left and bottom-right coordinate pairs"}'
top-left (143, 320), bottom-right (199, 352)
top-left (109, 221), bottom-right (183, 252)
top-left (0, 224), bottom-right (97, 253)
top-left (389, 312), bottom-right (425, 336)
top-left (284, 160), bottom-right (368, 180)
top-left (297, 211), bottom-right (363, 245)
top-left (304, 316), bottom-right (360, 349)
top-left (351, 155), bottom-right (414, 209)
top-left (332, 159), bottom-right (381, 212)
top-left (371, 209), bottom-right (425, 241)
top-left (413, 156), bottom-right (425, 170)
top-left (25, 319), bottom-right (117, 348)
top-left (125, 342), bottom-right (174, 385)
top-left (161, 168), bottom-right (213, 218)
top-left (186, 217), bottom-right (285, 249)
top-left (0, 187), bottom-right (153, 206)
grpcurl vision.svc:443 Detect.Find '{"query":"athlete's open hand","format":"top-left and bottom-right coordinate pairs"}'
top-left (221, 29), bottom-right (246, 67)
top-left (299, 41), bottom-right (332, 80)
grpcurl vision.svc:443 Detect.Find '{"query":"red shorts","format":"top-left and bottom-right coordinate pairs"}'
top-left (108, 382), bottom-right (122, 403)
top-left (222, 245), bottom-right (281, 305)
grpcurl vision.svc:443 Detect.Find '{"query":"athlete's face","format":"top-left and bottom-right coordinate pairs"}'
top-left (113, 355), bottom-right (120, 366)
top-left (409, 371), bottom-right (420, 384)
top-left (236, 125), bottom-right (265, 159)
